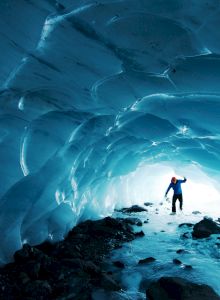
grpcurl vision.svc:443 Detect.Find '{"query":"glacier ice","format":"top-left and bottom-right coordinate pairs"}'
top-left (1, 0), bottom-right (220, 264)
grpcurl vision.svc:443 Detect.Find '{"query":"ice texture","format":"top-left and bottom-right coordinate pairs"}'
top-left (0, 0), bottom-right (220, 263)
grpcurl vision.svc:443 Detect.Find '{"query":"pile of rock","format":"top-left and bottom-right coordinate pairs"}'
top-left (0, 216), bottom-right (143, 300)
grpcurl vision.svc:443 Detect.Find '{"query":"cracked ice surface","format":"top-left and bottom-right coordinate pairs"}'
top-left (0, 0), bottom-right (220, 263)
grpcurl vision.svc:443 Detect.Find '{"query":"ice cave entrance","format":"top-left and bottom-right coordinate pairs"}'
top-left (113, 163), bottom-right (220, 218)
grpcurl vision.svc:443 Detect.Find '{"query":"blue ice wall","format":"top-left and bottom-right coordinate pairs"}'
top-left (0, 0), bottom-right (220, 263)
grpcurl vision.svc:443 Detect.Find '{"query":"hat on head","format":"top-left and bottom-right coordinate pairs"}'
top-left (171, 177), bottom-right (176, 182)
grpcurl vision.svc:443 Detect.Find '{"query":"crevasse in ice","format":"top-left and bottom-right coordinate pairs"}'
top-left (0, 0), bottom-right (220, 263)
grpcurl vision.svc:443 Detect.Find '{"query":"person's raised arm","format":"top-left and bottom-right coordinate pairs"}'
top-left (179, 177), bottom-right (187, 183)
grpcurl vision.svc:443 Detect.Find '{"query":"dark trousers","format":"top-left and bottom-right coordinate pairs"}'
top-left (172, 194), bottom-right (183, 212)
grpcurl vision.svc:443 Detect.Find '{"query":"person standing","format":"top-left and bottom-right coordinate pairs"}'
top-left (165, 176), bottom-right (187, 213)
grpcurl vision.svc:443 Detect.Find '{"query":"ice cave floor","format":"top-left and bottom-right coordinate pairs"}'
top-left (1, 201), bottom-right (220, 300)
top-left (95, 203), bottom-right (220, 299)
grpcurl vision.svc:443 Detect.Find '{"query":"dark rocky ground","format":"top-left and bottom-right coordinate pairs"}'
top-left (0, 216), bottom-right (144, 300)
top-left (1, 207), bottom-right (220, 300)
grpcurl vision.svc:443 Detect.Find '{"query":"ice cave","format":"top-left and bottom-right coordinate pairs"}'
top-left (1, 0), bottom-right (220, 299)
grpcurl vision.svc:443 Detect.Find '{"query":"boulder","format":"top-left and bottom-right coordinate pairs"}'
top-left (138, 257), bottom-right (156, 264)
top-left (173, 259), bottom-right (182, 265)
top-left (192, 218), bottom-right (220, 238)
top-left (146, 277), bottom-right (220, 300)
top-left (124, 217), bottom-right (142, 226)
top-left (119, 205), bottom-right (147, 213)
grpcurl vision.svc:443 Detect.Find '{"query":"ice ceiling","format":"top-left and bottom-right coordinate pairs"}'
top-left (0, 0), bottom-right (220, 263)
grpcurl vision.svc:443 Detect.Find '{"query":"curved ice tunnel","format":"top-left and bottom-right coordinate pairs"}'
top-left (0, 0), bottom-right (220, 263)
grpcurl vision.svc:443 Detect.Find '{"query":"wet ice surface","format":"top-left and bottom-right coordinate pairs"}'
top-left (95, 205), bottom-right (220, 299)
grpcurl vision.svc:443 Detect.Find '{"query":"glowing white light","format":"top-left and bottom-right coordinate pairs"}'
top-left (110, 163), bottom-right (220, 218)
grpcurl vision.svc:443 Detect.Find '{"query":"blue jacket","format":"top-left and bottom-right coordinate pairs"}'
top-left (165, 178), bottom-right (187, 195)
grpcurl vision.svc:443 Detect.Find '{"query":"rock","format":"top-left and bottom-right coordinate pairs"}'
top-left (138, 257), bottom-right (156, 264)
top-left (146, 277), bottom-right (220, 300)
top-left (192, 210), bottom-right (201, 215)
top-left (104, 217), bottom-right (124, 229)
top-left (113, 261), bottom-right (125, 268)
top-left (24, 280), bottom-right (52, 298)
top-left (192, 218), bottom-right (220, 238)
top-left (53, 277), bottom-right (85, 298)
top-left (18, 272), bottom-right (30, 285)
top-left (135, 231), bottom-right (145, 237)
top-left (178, 223), bottom-right (194, 228)
top-left (14, 244), bottom-right (47, 264)
top-left (70, 289), bottom-right (93, 300)
top-left (173, 259), bottom-right (182, 265)
top-left (0, 216), bottom-right (139, 299)
top-left (114, 244), bottom-right (122, 249)
top-left (144, 202), bottom-right (153, 207)
top-left (54, 241), bottom-right (83, 259)
top-left (183, 264), bottom-right (193, 270)
top-left (24, 261), bottom-right (41, 279)
top-left (107, 271), bottom-right (113, 275)
top-left (82, 261), bottom-right (101, 276)
top-left (124, 217), bottom-right (142, 226)
top-left (144, 220), bottom-right (149, 224)
top-left (181, 232), bottom-right (191, 239)
top-left (100, 273), bottom-right (121, 291)
top-left (61, 258), bottom-right (83, 269)
top-left (35, 241), bottom-right (54, 255)
top-left (176, 249), bottom-right (189, 254)
top-left (40, 260), bottom-right (65, 280)
top-left (119, 205), bottom-right (147, 213)
top-left (13, 244), bottom-right (33, 263)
